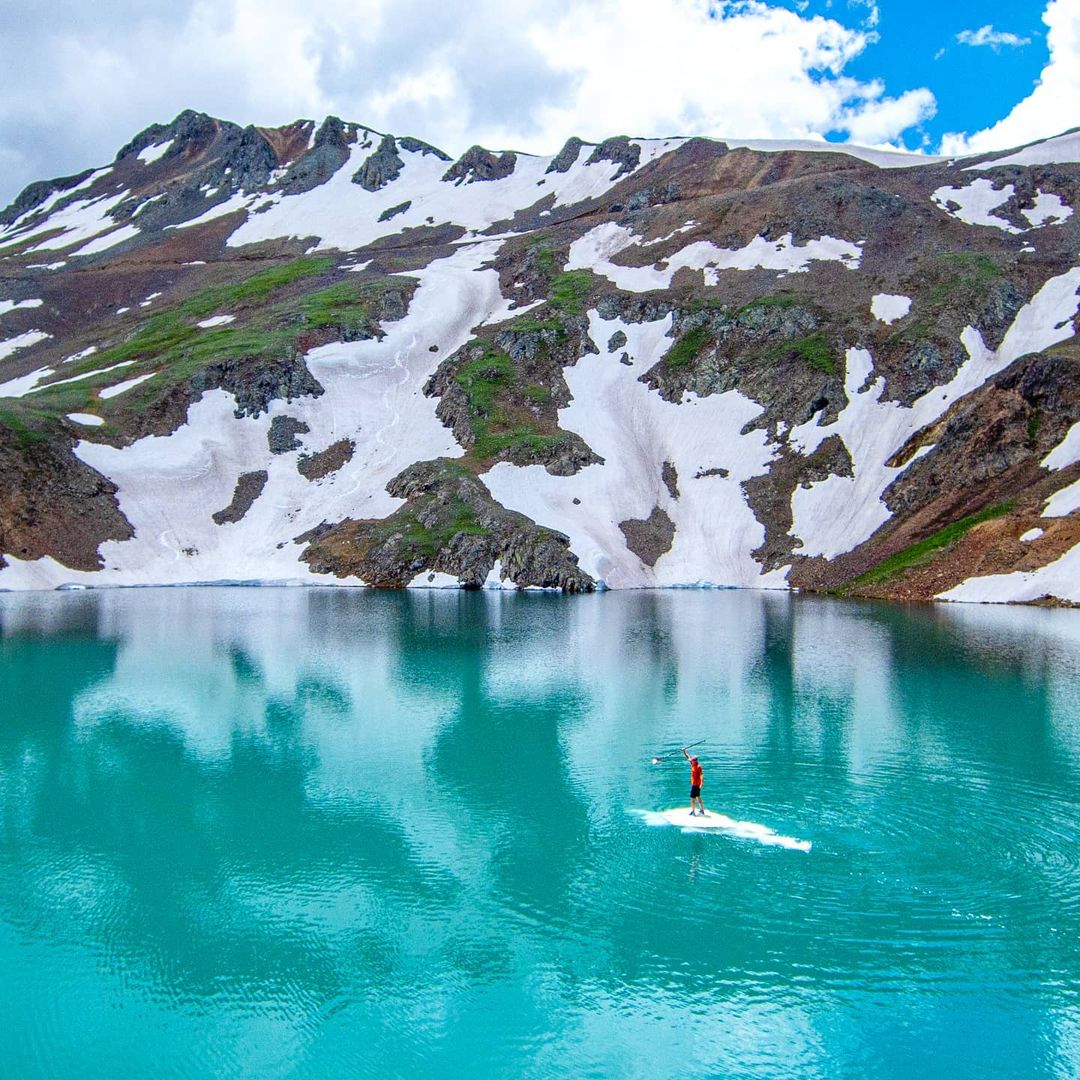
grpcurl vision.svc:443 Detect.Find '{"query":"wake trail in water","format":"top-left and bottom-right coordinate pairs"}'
top-left (635, 808), bottom-right (812, 852)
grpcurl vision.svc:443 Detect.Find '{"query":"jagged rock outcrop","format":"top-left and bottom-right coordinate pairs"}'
top-left (443, 146), bottom-right (517, 184)
top-left (299, 458), bottom-right (594, 590)
top-left (352, 135), bottom-right (405, 192)
top-left (278, 116), bottom-right (355, 194)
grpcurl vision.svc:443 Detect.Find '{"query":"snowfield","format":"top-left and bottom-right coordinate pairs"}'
top-left (0, 241), bottom-right (513, 590)
top-left (567, 222), bottom-right (862, 291)
top-left (483, 310), bottom-right (790, 590)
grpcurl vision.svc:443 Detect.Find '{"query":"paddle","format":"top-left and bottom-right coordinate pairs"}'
top-left (651, 738), bottom-right (705, 765)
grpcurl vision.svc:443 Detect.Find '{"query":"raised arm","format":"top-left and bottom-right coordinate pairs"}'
top-left (681, 747), bottom-right (690, 761)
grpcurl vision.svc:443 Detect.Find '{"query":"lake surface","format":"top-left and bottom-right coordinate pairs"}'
top-left (1, 588), bottom-right (1079, 1079)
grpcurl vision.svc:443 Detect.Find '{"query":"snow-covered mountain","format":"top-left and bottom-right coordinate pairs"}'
top-left (1, 111), bottom-right (1079, 604)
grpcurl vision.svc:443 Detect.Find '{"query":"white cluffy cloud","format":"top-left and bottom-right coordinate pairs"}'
top-left (0, 0), bottom-right (936, 208)
top-left (956, 25), bottom-right (1032, 50)
top-left (942, 0), bottom-right (1079, 154)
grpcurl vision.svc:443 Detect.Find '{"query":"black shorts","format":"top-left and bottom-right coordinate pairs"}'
top-left (690, 785), bottom-right (701, 799)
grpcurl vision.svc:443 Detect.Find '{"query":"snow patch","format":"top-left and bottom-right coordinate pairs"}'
top-left (137, 139), bottom-right (175, 166)
top-left (931, 179), bottom-right (1020, 233)
top-left (67, 413), bottom-right (104, 427)
top-left (70, 223), bottom-right (142, 258)
top-left (0, 242), bottom-right (505, 589)
top-left (64, 346), bottom-right (98, 364)
top-left (168, 191), bottom-right (271, 231)
top-left (197, 315), bottom-right (236, 328)
top-left (0, 168), bottom-right (111, 238)
top-left (1020, 528), bottom-right (1044, 543)
top-left (99, 372), bottom-right (156, 399)
top-left (567, 221), bottom-right (861, 293)
top-left (1022, 191), bottom-right (1073, 228)
top-left (1043, 421), bottom-right (1080, 471)
top-left (36, 360), bottom-right (135, 391)
top-left (482, 560), bottom-right (516, 589)
top-left (0, 364), bottom-right (55, 398)
top-left (226, 138), bottom-right (685, 254)
top-left (0, 298), bottom-right (43, 317)
top-left (939, 539), bottom-right (1080, 605)
top-left (969, 131), bottom-right (1080, 169)
top-left (870, 293), bottom-right (911, 325)
top-left (1043, 480), bottom-right (1080, 518)
top-left (1, 189), bottom-right (133, 254)
top-left (723, 136), bottom-right (943, 170)
top-left (0, 330), bottom-right (52, 363)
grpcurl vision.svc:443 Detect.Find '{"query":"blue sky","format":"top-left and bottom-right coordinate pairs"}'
top-left (777, 0), bottom-right (1052, 148)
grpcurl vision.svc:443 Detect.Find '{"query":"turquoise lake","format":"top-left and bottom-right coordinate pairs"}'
top-left (1, 587), bottom-right (1079, 1078)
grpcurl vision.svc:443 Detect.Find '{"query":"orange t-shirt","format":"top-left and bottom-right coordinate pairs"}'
top-left (691, 762), bottom-right (703, 786)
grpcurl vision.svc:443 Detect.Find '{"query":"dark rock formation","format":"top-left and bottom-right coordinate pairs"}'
top-left (443, 146), bottom-right (517, 185)
top-left (212, 470), bottom-right (268, 524)
top-left (277, 116), bottom-right (353, 194)
top-left (0, 427), bottom-right (133, 570)
top-left (378, 200), bottom-right (412, 222)
top-left (352, 135), bottom-right (405, 191)
top-left (191, 357), bottom-right (324, 420)
top-left (298, 438), bottom-right (354, 480)
top-left (399, 136), bottom-right (451, 160)
top-left (299, 458), bottom-right (594, 590)
top-left (586, 136), bottom-right (641, 178)
top-left (661, 461), bottom-right (679, 499)
top-left (268, 416), bottom-right (310, 454)
top-left (619, 507), bottom-right (676, 566)
top-left (547, 137), bottom-right (586, 174)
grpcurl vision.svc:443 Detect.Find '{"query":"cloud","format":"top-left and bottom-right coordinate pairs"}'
top-left (956, 25), bottom-right (1032, 50)
top-left (0, 0), bottom-right (938, 206)
top-left (941, 0), bottom-right (1078, 155)
top-left (848, 0), bottom-right (881, 30)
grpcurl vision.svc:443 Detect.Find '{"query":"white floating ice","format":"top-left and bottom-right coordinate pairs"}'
top-left (638, 808), bottom-right (812, 852)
